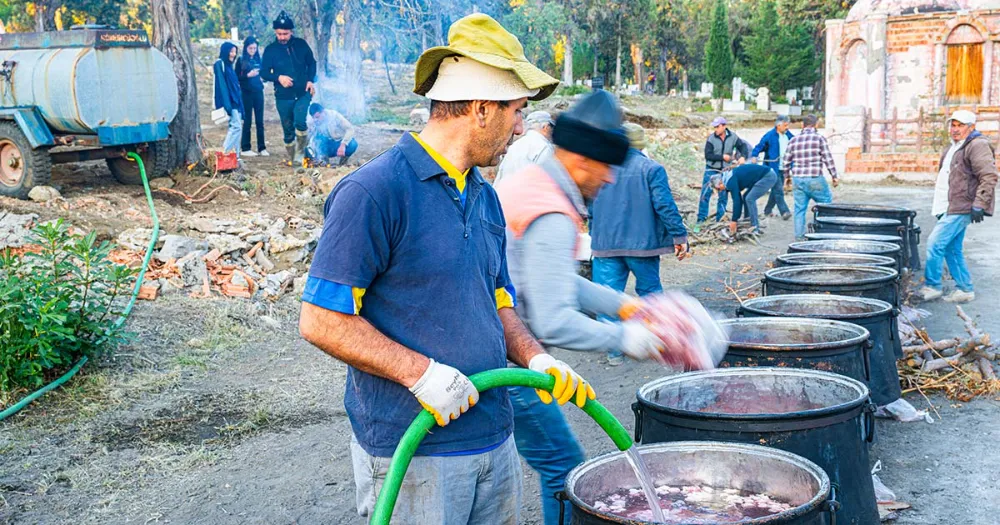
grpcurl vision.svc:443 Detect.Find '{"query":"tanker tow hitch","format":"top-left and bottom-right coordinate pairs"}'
top-left (0, 60), bottom-right (15, 82)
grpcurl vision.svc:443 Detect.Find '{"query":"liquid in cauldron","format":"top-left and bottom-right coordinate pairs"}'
top-left (696, 386), bottom-right (826, 414)
top-left (593, 484), bottom-right (793, 523)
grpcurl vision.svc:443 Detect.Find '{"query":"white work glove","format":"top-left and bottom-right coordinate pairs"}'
top-left (408, 359), bottom-right (479, 427)
top-left (620, 320), bottom-right (666, 362)
top-left (529, 353), bottom-right (596, 408)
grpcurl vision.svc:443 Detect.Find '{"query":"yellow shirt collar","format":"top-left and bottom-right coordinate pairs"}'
top-left (411, 132), bottom-right (469, 193)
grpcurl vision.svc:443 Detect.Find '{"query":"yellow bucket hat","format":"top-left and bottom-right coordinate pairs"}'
top-left (414, 13), bottom-right (560, 102)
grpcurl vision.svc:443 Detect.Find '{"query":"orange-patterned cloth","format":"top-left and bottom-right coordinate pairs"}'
top-left (494, 164), bottom-right (584, 240)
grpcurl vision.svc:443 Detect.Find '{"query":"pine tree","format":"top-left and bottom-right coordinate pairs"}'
top-left (704, 0), bottom-right (733, 97)
top-left (741, 0), bottom-right (820, 96)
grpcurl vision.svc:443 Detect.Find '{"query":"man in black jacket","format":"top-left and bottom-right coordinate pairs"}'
top-left (697, 117), bottom-right (749, 229)
top-left (261, 11), bottom-right (317, 164)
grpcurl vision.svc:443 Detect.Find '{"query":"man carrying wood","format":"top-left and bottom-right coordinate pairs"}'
top-left (697, 116), bottom-right (749, 231)
top-left (298, 14), bottom-right (589, 525)
top-left (918, 110), bottom-right (998, 303)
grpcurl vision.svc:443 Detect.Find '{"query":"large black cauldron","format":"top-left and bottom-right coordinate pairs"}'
top-left (787, 239), bottom-right (902, 272)
top-left (762, 265), bottom-right (900, 309)
top-left (812, 202), bottom-right (921, 270)
top-left (738, 294), bottom-right (902, 406)
top-left (776, 252), bottom-right (897, 269)
top-left (632, 368), bottom-right (878, 525)
top-left (562, 441), bottom-right (836, 525)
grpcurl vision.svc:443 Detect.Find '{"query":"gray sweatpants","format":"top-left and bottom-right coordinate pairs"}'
top-left (351, 435), bottom-right (522, 524)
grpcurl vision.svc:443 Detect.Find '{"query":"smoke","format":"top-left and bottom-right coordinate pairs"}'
top-left (315, 49), bottom-right (367, 122)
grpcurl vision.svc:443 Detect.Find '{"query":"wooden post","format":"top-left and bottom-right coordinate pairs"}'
top-left (890, 107), bottom-right (898, 153)
top-left (862, 107), bottom-right (871, 153)
top-left (916, 107), bottom-right (924, 153)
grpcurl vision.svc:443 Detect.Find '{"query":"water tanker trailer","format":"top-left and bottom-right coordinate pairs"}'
top-left (0, 27), bottom-right (178, 198)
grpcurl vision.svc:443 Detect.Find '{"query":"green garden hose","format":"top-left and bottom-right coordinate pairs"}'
top-left (369, 368), bottom-right (633, 525)
top-left (0, 152), bottom-right (159, 421)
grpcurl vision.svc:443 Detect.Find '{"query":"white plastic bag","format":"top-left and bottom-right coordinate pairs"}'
top-left (874, 398), bottom-right (933, 423)
top-left (871, 461), bottom-right (897, 503)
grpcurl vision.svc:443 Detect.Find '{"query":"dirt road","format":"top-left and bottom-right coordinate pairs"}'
top-left (3, 182), bottom-right (999, 524)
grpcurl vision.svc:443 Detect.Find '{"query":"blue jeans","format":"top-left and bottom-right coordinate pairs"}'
top-left (698, 169), bottom-right (727, 222)
top-left (793, 177), bottom-right (833, 238)
top-left (351, 434), bottom-right (522, 524)
top-left (222, 109), bottom-right (242, 154)
top-left (924, 213), bottom-right (973, 292)
top-left (592, 256), bottom-right (661, 360)
top-left (743, 169), bottom-right (778, 229)
top-left (314, 136), bottom-right (359, 160)
top-left (510, 385), bottom-right (585, 525)
top-left (764, 170), bottom-right (790, 215)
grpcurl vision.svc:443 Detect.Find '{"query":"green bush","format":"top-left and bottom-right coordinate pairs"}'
top-left (0, 221), bottom-right (137, 393)
top-left (556, 84), bottom-right (590, 97)
top-left (367, 107), bottom-right (409, 126)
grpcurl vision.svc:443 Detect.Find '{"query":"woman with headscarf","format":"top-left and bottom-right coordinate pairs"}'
top-left (214, 42), bottom-right (244, 155)
top-left (236, 36), bottom-right (268, 157)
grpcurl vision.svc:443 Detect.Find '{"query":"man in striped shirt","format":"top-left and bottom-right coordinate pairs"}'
top-left (781, 114), bottom-right (840, 239)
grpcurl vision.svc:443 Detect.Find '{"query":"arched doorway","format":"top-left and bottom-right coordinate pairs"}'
top-left (842, 40), bottom-right (869, 106)
top-left (945, 24), bottom-right (985, 104)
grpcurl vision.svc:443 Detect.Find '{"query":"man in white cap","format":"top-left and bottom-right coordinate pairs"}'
top-left (495, 110), bottom-right (554, 182)
top-left (918, 109), bottom-right (997, 303)
top-left (698, 116), bottom-right (749, 230)
top-left (299, 13), bottom-right (592, 525)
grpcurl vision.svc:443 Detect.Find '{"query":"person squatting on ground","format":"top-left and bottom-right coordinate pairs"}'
top-left (306, 103), bottom-right (357, 165)
top-left (495, 91), bottom-right (705, 525)
top-left (751, 115), bottom-right (794, 220)
top-left (917, 110), bottom-right (998, 304)
top-left (298, 14), bottom-right (591, 525)
top-left (781, 114), bottom-right (839, 240)
top-left (213, 42), bottom-right (243, 156)
top-left (235, 36), bottom-right (268, 157)
top-left (698, 116), bottom-right (749, 229)
top-left (495, 110), bottom-right (554, 182)
top-left (710, 163), bottom-right (778, 235)
top-left (590, 122), bottom-right (689, 366)
top-left (261, 11), bottom-right (317, 164)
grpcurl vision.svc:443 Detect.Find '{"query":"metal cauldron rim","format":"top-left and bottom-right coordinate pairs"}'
top-left (803, 232), bottom-right (904, 243)
top-left (814, 202), bottom-right (914, 215)
top-left (636, 367), bottom-right (870, 422)
top-left (739, 294), bottom-right (893, 320)
top-left (788, 240), bottom-right (901, 254)
top-left (563, 440), bottom-right (831, 525)
top-left (764, 265), bottom-right (899, 286)
top-left (719, 316), bottom-right (871, 351)
top-left (777, 252), bottom-right (897, 266)
top-left (813, 216), bottom-right (902, 226)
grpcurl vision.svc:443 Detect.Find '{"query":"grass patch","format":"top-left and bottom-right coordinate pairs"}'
top-left (367, 107), bottom-right (409, 126)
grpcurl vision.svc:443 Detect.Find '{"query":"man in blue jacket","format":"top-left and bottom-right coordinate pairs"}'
top-left (591, 123), bottom-right (689, 365)
top-left (751, 115), bottom-right (794, 220)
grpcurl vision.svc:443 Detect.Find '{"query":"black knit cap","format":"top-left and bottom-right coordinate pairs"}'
top-left (552, 90), bottom-right (629, 166)
top-left (273, 10), bottom-right (295, 30)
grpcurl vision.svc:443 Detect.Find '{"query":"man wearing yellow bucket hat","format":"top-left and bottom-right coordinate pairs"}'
top-left (299, 13), bottom-right (592, 525)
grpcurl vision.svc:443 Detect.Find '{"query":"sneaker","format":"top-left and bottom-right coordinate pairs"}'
top-left (781, 212), bottom-right (792, 220)
top-left (242, 150), bottom-right (258, 157)
top-left (943, 290), bottom-right (975, 303)
top-left (607, 351), bottom-right (625, 367)
top-left (259, 150), bottom-right (270, 157)
top-left (692, 223), bottom-right (704, 234)
top-left (917, 286), bottom-right (943, 301)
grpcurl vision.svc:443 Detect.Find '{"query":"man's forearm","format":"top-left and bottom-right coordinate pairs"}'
top-left (299, 302), bottom-right (429, 388)
top-left (499, 307), bottom-right (545, 368)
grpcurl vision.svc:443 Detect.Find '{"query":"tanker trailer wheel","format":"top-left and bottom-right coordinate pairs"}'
top-left (106, 142), bottom-right (169, 185)
top-left (0, 121), bottom-right (52, 200)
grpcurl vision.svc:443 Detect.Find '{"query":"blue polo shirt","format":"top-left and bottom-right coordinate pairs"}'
top-left (305, 132), bottom-right (515, 457)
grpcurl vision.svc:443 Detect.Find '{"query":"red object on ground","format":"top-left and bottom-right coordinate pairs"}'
top-left (214, 151), bottom-right (239, 171)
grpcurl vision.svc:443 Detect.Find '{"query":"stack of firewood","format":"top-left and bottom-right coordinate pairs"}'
top-left (688, 221), bottom-right (762, 247)
top-left (898, 305), bottom-right (1000, 401)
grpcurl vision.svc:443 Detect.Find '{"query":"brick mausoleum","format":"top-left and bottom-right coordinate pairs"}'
top-left (825, 0), bottom-right (1000, 181)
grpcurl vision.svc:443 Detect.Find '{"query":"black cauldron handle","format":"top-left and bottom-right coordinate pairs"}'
top-left (631, 402), bottom-right (644, 443)
top-left (760, 278), bottom-right (767, 296)
top-left (825, 484), bottom-right (841, 525)
top-left (735, 306), bottom-right (745, 318)
top-left (556, 491), bottom-right (569, 524)
top-left (863, 401), bottom-right (877, 443)
top-left (863, 339), bottom-right (873, 382)
top-left (890, 310), bottom-right (898, 342)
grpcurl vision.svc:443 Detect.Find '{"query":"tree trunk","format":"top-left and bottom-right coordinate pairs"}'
top-left (340, 5), bottom-right (367, 121)
top-left (563, 32), bottom-right (574, 86)
top-left (34, 4), bottom-right (45, 31)
top-left (615, 31), bottom-right (622, 88)
top-left (658, 47), bottom-right (668, 94)
top-left (152, 0), bottom-right (202, 169)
